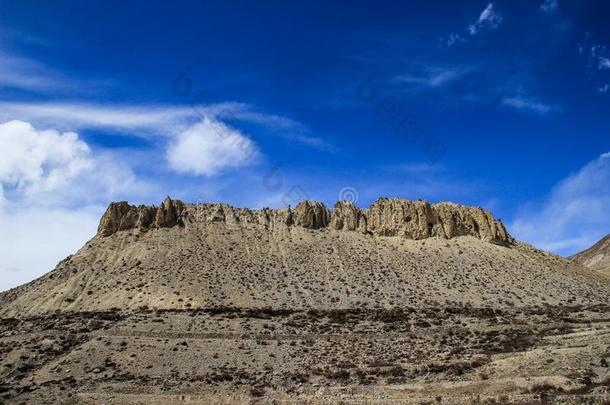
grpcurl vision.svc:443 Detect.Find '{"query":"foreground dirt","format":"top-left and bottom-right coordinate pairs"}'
top-left (2, 305), bottom-right (609, 404)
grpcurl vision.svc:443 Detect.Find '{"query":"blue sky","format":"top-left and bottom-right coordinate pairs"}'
top-left (0, 0), bottom-right (609, 290)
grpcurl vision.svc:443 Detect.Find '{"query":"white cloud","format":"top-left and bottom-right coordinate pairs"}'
top-left (540, 0), bottom-right (559, 15)
top-left (576, 42), bottom-right (610, 93)
top-left (394, 68), bottom-right (467, 88)
top-left (445, 33), bottom-right (466, 47)
top-left (445, 3), bottom-right (502, 46)
top-left (468, 3), bottom-right (503, 36)
top-left (0, 102), bottom-right (208, 136)
top-left (502, 96), bottom-right (552, 115)
top-left (589, 45), bottom-right (610, 70)
top-left (0, 120), bottom-right (150, 292)
top-left (0, 120), bottom-right (91, 197)
top-left (166, 118), bottom-right (258, 176)
top-left (511, 152), bottom-right (610, 256)
top-left (0, 120), bottom-right (144, 206)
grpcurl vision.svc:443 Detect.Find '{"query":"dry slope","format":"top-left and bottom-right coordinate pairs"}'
top-left (1, 197), bottom-right (608, 317)
top-left (570, 234), bottom-right (610, 277)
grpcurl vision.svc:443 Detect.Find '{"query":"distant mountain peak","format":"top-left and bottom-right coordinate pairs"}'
top-left (570, 234), bottom-right (610, 277)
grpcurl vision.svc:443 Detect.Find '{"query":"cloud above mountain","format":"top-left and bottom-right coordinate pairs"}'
top-left (511, 152), bottom-right (610, 255)
top-left (167, 118), bottom-right (258, 176)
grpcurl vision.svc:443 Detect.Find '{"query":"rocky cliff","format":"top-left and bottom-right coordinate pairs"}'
top-left (98, 197), bottom-right (512, 245)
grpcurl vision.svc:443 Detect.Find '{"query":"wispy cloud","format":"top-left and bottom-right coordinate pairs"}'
top-left (0, 41), bottom-right (330, 150)
top-left (0, 101), bottom-right (331, 150)
top-left (445, 34), bottom-right (466, 47)
top-left (226, 107), bottom-right (334, 151)
top-left (0, 48), bottom-right (111, 94)
top-left (511, 152), bottom-right (610, 255)
top-left (540, 0), bottom-right (559, 15)
top-left (0, 51), bottom-right (66, 91)
top-left (590, 45), bottom-right (610, 70)
top-left (502, 96), bottom-right (553, 115)
top-left (0, 102), bottom-right (197, 136)
top-left (444, 3), bottom-right (503, 46)
top-left (393, 67), bottom-right (468, 88)
top-left (598, 58), bottom-right (610, 70)
top-left (388, 163), bottom-right (444, 175)
top-left (577, 40), bottom-right (610, 94)
top-left (468, 3), bottom-right (503, 35)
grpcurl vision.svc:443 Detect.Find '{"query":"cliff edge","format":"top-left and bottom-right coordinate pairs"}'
top-left (98, 197), bottom-right (511, 245)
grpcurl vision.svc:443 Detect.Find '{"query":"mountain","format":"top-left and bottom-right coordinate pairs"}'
top-left (2, 197), bottom-right (607, 316)
top-left (570, 234), bottom-right (610, 277)
top-left (1, 197), bottom-right (609, 403)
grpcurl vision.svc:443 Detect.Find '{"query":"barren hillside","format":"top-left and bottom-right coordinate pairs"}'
top-left (1, 198), bottom-right (609, 403)
top-left (2, 198), bottom-right (608, 317)
top-left (570, 234), bottom-right (610, 277)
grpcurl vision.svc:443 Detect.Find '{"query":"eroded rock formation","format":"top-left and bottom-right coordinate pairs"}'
top-left (329, 200), bottom-right (366, 232)
top-left (97, 197), bottom-right (511, 245)
top-left (366, 199), bottom-right (509, 244)
top-left (98, 197), bottom-right (185, 236)
top-left (293, 200), bottom-right (330, 229)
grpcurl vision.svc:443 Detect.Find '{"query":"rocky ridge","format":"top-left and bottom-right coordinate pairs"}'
top-left (98, 197), bottom-right (511, 245)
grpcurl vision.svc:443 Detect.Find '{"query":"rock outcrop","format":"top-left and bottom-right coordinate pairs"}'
top-left (365, 199), bottom-right (509, 244)
top-left (97, 197), bottom-right (511, 245)
top-left (329, 201), bottom-right (366, 232)
top-left (98, 197), bottom-right (185, 236)
top-left (293, 200), bottom-right (330, 229)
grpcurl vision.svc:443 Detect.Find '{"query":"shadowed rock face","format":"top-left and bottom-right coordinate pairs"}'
top-left (97, 197), bottom-right (511, 245)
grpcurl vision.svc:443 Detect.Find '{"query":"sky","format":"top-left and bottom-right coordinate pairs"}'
top-left (0, 0), bottom-right (609, 291)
